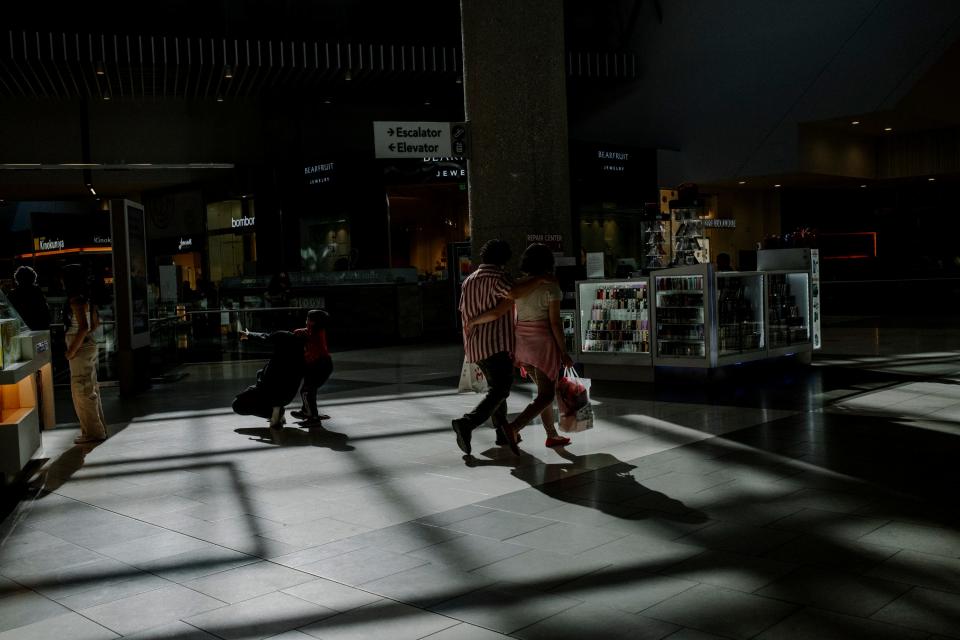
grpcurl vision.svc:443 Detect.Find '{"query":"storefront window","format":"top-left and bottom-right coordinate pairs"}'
top-left (207, 199), bottom-right (257, 284)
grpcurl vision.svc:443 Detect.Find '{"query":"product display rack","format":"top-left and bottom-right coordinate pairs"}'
top-left (652, 263), bottom-right (714, 366)
top-left (715, 271), bottom-right (765, 363)
top-left (671, 206), bottom-right (708, 266)
top-left (575, 278), bottom-right (653, 380)
top-left (641, 219), bottom-right (670, 270)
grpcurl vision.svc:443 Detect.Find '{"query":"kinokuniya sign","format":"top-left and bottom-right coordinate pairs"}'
top-left (34, 237), bottom-right (65, 251)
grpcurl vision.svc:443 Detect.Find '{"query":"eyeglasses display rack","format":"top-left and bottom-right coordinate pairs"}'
top-left (641, 219), bottom-right (670, 270)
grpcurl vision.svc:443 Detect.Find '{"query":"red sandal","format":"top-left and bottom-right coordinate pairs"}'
top-left (545, 436), bottom-right (571, 448)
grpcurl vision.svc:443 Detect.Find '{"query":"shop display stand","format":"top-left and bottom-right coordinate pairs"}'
top-left (575, 278), bottom-right (653, 381)
top-left (715, 272), bottom-right (766, 364)
top-left (641, 220), bottom-right (670, 270)
top-left (671, 206), bottom-right (708, 266)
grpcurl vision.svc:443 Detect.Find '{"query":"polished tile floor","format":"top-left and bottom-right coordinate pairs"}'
top-left (1, 317), bottom-right (959, 639)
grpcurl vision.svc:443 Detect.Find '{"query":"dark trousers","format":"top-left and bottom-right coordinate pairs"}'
top-left (232, 386), bottom-right (273, 419)
top-left (461, 351), bottom-right (514, 430)
top-left (301, 356), bottom-right (333, 394)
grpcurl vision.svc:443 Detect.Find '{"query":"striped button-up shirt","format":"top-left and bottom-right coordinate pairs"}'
top-left (460, 264), bottom-right (515, 363)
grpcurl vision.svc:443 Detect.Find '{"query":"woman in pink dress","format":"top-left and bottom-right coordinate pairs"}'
top-left (467, 243), bottom-right (573, 451)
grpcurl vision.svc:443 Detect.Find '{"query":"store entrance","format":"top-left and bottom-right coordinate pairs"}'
top-left (386, 183), bottom-right (469, 280)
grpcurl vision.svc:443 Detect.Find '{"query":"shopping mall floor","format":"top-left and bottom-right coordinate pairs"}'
top-left (1, 317), bottom-right (959, 640)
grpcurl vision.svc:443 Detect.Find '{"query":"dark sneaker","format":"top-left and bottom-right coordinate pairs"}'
top-left (452, 418), bottom-right (473, 455)
top-left (290, 409), bottom-right (310, 420)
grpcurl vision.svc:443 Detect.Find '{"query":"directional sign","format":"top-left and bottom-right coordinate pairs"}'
top-left (374, 121), bottom-right (454, 159)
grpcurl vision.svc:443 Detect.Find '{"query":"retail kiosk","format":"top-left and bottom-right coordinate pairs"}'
top-left (574, 249), bottom-right (819, 379)
top-left (0, 292), bottom-right (54, 482)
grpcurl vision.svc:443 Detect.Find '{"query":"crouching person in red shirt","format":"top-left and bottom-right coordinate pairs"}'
top-left (290, 309), bottom-right (333, 425)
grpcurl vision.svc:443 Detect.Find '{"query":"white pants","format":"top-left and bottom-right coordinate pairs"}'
top-left (68, 339), bottom-right (108, 439)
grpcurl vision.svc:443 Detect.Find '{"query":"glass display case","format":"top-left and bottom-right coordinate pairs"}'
top-left (641, 219), bottom-right (670, 270)
top-left (575, 279), bottom-right (652, 377)
top-left (766, 271), bottom-right (811, 351)
top-left (715, 271), bottom-right (765, 362)
top-left (0, 291), bottom-right (54, 481)
top-left (652, 264), bottom-right (712, 365)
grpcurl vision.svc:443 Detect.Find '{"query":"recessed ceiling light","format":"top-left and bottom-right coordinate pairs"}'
top-left (860, 184), bottom-right (867, 188)
top-left (884, 127), bottom-right (893, 131)
top-left (738, 180), bottom-right (746, 185)
top-left (851, 120), bottom-right (860, 125)
top-left (928, 177), bottom-right (936, 182)
top-left (774, 184), bottom-right (781, 188)
top-left (223, 65), bottom-right (233, 79)
top-left (216, 95), bottom-right (224, 102)
top-left (95, 62), bottom-right (105, 76)
top-left (103, 94), bottom-right (111, 101)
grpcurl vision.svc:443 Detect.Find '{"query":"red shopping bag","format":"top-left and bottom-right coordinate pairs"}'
top-left (557, 367), bottom-right (594, 433)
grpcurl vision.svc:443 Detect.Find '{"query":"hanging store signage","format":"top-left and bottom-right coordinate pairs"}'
top-left (304, 162), bottom-right (336, 186)
top-left (374, 121), bottom-right (467, 159)
top-left (93, 235), bottom-right (112, 246)
top-left (703, 219), bottom-right (737, 229)
top-left (231, 215), bottom-right (256, 229)
top-left (34, 237), bottom-right (65, 251)
top-left (597, 149), bottom-right (630, 173)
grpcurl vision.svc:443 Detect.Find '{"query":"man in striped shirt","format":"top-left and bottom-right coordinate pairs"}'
top-left (452, 239), bottom-right (550, 455)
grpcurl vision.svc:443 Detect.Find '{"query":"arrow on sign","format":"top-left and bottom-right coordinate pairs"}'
top-left (388, 128), bottom-right (395, 135)
top-left (388, 143), bottom-right (396, 151)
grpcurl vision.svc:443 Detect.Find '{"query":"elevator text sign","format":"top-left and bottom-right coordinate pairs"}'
top-left (374, 121), bottom-right (452, 158)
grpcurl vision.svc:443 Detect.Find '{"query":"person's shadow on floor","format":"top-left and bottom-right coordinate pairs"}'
top-left (235, 424), bottom-right (354, 451)
top-left (466, 446), bottom-right (707, 525)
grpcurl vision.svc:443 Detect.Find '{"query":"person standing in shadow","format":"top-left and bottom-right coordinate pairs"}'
top-left (8, 266), bottom-right (50, 330)
top-left (62, 264), bottom-right (108, 445)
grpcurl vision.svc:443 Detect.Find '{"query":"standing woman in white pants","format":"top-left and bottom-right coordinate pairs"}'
top-left (62, 265), bottom-right (108, 445)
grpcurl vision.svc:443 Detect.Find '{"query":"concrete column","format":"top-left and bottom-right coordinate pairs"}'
top-left (460, 0), bottom-right (572, 266)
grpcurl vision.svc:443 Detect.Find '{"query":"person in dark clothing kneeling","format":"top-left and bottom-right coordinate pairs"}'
top-left (233, 328), bottom-right (305, 429)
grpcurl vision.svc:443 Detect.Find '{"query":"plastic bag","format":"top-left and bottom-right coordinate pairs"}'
top-left (557, 367), bottom-right (594, 433)
top-left (458, 357), bottom-right (488, 393)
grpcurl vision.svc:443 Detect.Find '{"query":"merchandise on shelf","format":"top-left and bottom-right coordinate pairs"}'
top-left (581, 284), bottom-right (651, 354)
top-left (671, 207), bottom-right (707, 266)
top-left (655, 274), bottom-right (706, 359)
top-left (0, 318), bottom-right (22, 369)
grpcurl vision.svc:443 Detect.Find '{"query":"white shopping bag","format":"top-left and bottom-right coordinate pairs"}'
top-left (458, 357), bottom-right (488, 393)
top-left (557, 367), bottom-right (594, 433)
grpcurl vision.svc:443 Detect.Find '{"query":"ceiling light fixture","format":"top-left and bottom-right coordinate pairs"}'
top-left (738, 180), bottom-right (746, 185)
top-left (224, 65), bottom-right (233, 79)
top-left (774, 184), bottom-right (782, 188)
top-left (344, 70), bottom-right (352, 81)
top-left (928, 177), bottom-right (936, 182)
top-left (95, 62), bottom-right (105, 76)
top-left (455, 75), bottom-right (463, 84)
top-left (884, 127), bottom-right (893, 131)
top-left (216, 95), bottom-right (224, 102)
top-left (851, 120), bottom-right (860, 125)
top-left (88, 186), bottom-right (97, 196)
top-left (860, 184), bottom-right (867, 188)
top-left (103, 93), bottom-right (111, 101)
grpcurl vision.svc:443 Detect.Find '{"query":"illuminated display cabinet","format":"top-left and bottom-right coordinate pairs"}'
top-left (0, 292), bottom-right (55, 481)
top-left (575, 250), bottom-right (817, 378)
